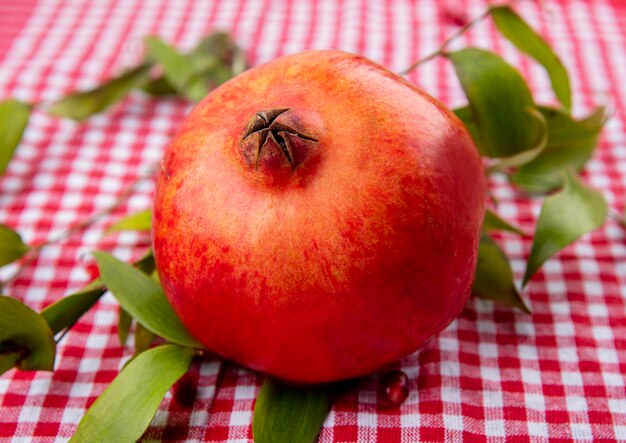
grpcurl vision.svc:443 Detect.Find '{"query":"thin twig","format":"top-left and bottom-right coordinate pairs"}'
top-left (399, 7), bottom-right (494, 75)
top-left (609, 209), bottom-right (626, 227)
top-left (399, 0), bottom-right (522, 75)
top-left (1, 162), bottom-right (159, 289)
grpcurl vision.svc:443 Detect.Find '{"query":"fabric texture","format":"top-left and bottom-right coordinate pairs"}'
top-left (1, 0), bottom-right (625, 441)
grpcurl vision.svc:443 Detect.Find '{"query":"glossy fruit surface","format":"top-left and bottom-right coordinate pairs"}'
top-left (153, 50), bottom-right (485, 384)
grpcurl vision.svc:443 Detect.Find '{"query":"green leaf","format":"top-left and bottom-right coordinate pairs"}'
top-left (487, 107), bottom-right (548, 173)
top-left (483, 209), bottom-right (526, 236)
top-left (47, 64), bottom-right (152, 121)
top-left (253, 377), bottom-right (330, 443)
top-left (141, 76), bottom-right (177, 96)
top-left (118, 307), bottom-right (132, 346)
top-left (145, 37), bottom-right (208, 102)
top-left (0, 99), bottom-right (30, 176)
top-left (447, 48), bottom-right (541, 158)
top-left (523, 171), bottom-right (608, 285)
top-left (141, 32), bottom-right (243, 97)
top-left (472, 235), bottom-right (530, 313)
top-left (188, 32), bottom-right (237, 73)
top-left (511, 106), bottom-right (606, 193)
top-left (70, 344), bottom-right (194, 443)
top-left (453, 105), bottom-right (481, 148)
top-left (134, 322), bottom-right (156, 356)
top-left (491, 5), bottom-right (571, 109)
top-left (187, 32), bottom-right (247, 83)
top-left (579, 105), bottom-right (608, 127)
top-left (488, 142), bottom-right (545, 173)
top-left (93, 251), bottom-right (202, 348)
top-left (106, 209), bottom-right (152, 234)
top-left (0, 352), bottom-right (20, 375)
top-left (41, 281), bottom-right (105, 335)
top-left (230, 43), bottom-right (248, 76)
top-left (182, 32), bottom-right (247, 89)
top-left (0, 295), bottom-right (56, 374)
top-left (0, 224), bottom-right (30, 267)
top-left (41, 251), bottom-right (155, 336)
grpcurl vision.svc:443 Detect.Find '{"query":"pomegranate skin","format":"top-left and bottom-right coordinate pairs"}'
top-left (153, 50), bottom-right (485, 384)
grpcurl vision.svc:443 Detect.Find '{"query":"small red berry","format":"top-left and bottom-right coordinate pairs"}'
top-left (378, 369), bottom-right (409, 408)
top-left (172, 372), bottom-right (197, 408)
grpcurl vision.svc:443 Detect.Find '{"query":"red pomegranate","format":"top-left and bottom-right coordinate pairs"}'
top-left (152, 50), bottom-right (485, 384)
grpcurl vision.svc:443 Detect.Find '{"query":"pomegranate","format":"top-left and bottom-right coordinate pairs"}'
top-left (152, 50), bottom-right (485, 384)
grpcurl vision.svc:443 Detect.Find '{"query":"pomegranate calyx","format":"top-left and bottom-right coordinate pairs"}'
top-left (240, 108), bottom-right (319, 171)
top-left (242, 108), bottom-right (289, 138)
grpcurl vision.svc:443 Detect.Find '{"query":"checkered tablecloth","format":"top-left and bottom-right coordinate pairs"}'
top-left (1, 0), bottom-right (625, 441)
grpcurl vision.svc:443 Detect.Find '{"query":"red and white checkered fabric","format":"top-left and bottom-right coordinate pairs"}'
top-left (1, 0), bottom-right (625, 441)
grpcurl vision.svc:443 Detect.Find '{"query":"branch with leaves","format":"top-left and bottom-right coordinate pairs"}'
top-left (0, 32), bottom-right (245, 290)
top-left (438, 5), bottom-right (608, 313)
top-left (0, 4), bottom-right (616, 442)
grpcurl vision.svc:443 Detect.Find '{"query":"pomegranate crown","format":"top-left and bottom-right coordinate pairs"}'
top-left (239, 108), bottom-right (319, 171)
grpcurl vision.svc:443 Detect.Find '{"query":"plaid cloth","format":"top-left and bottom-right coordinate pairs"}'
top-left (1, 0), bottom-right (625, 441)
